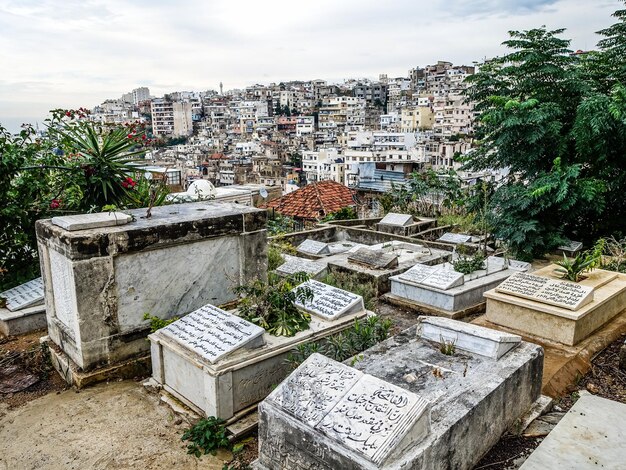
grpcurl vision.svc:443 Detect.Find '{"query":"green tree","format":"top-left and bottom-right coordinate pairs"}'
top-left (464, 22), bottom-right (625, 259)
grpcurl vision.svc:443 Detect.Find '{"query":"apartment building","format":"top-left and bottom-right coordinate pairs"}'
top-left (318, 97), bottom-right (366, 131)
top-left (302, 148), bottom-right (345, 184)
top-left (400, 106), bottom-right (435, 132)
top-left (151, 99), bottom-right (193, 137)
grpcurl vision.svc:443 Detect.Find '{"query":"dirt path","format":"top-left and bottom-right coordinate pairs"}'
top-left (0, 380), bottom-right (230, 470)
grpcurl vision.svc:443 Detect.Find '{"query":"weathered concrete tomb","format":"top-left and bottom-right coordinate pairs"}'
top-left (0, 277), bottom-right (46, 336)
top-left (35, 202), bottom-right (268, 386)
top-left (255, 317), bottom-right (543, 470)
top-left (484, 265), bottom-right (626, 345)
top-left (387, 256), bottom-right (530, 318)
top-left (149, 281), bottom-right (368, 420)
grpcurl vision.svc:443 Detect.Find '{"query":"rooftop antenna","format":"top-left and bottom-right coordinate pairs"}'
top-left (220, 82), bottom-right (223, 95)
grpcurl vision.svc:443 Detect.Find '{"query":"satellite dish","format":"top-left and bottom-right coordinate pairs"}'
top-left (144, 172), bottom-right (153, 180)
top-left (259, 188), bottom-right (268, 199)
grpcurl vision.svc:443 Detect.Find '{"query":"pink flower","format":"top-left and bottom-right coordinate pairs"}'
top-left (50, 199), bottom-right (60, 209)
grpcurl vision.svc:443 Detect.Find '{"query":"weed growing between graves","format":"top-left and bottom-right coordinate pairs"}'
top-left (439, 337), bottom-right (456, 356)
top-left (222, 436), bottom-right (255, 470)
top-left (142, 313), bottom-right (179, 333)
top-left (452, 251), bottom-right (486, 275)
top-left (601, 236), bottom-right (626, 273)
top-left (235, 272), bottom-right (313, 336)
top-left (267, 240), bottom-right (297, 272)
top-left (181, 416), bottom-right (230, 457)
top-left (320, 271), bottom-right (378, 310)
top-left (286, 316), bottom-right (392, 367)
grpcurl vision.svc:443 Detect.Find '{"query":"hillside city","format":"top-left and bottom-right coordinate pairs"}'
top-left (86, 61), bottom-right (482, 198)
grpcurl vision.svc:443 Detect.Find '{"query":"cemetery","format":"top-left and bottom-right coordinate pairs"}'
top-left (1, 205), bottom-right (625, 470)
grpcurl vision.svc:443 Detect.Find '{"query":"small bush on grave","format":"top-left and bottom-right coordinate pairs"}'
top-left (234, 272), bottom-right (313, 337)
top-left (143, 313), bottom-right (179, 333)
top-left (286, 316), bottom-right (393, 368)
top-left (554, 239), bottom-right (604, 282)
top-left (181, 416), bottom-right (229, 457)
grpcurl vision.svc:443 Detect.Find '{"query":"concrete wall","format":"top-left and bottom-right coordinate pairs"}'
top-left (36, 202), bottom-right (267, 371)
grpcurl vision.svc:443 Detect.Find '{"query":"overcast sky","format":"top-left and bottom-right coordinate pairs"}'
top-left (0, 0), bottom-right (620, 132)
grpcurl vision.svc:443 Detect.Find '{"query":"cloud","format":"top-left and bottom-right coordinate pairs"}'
top-left (0, 0), bottom-right (620, 132)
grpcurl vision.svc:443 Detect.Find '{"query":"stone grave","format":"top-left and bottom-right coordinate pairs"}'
top-left (0, 277), bottom-right (47, 336)
top-left (556, 240), bottom-right (583, 256)
top-left (378, 212), bottom-right (414, 227)
top-left (437, 232), bottom-right (472, 244)
top-left (275, 254), bottom-right (326, 278)
top-left (295, 280), bottom-right (365, 321)
top-left (297, 239), bottom-right (330, 256)
top-left (347, 247), bottom-right (399, 270)
top-left (255, 318), bottom-right (543, 470)
top-left (387, 257), bottom-right (530, 318)
top-left (37, 202), bottom-right (268, 386)
top-left (485, 265), bottom-right (626, 345)
top-left (150, 301), bottom-right (369, 420)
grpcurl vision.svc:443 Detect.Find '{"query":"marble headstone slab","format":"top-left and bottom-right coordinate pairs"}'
top-left (276, 255), bottom-right (326, 278)
top-left (418, 316), bottom-right (521, 359)
top-left (348, 248), bottom-right (399, 270)
top-left (496, 272), bottom-right (594, 311)
top-left (379, 212), bottom-right (413, 227)
top-left (267, 353), bottom-right (363, 427)
top-left (437, 232), bottom-right (472, 244)
top-left (267, 354), bottom-right (431, 466)
top-left (51, 212), bottom-right (132, 231)
top-left (0, 277), bottom-right (44, 311)
top-left (317, 373), bottom-right (430, 465)
top-left (158, 304), bottom-right (265, 364)
top-left (297, 239), bottom-right (331, 256)
top-left (557, 240), bottom-right (583, 253)
top-left (398, 264), bottom-right (464, 290)
top-left (295, 280), bottom-right (365, 321)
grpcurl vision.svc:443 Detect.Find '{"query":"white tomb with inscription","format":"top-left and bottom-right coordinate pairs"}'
top-left (51, 212), bottom-right (131, 231)
top-left (255, 320), bottom-right (543, 470)
top-left (297, 239), bottom-right (330, 256)
top-left (295, 280), bottom-right (365, 321)
top-left (485, 265), bottom-right (626, 345)
top-left (0, 277), bottom-right (47, 336)
top-left (258, 353), bottom-right (431, 469)
top-left (388, 259), bottom-right (530, 318)
top-left (276, 255), bottom-right (327, 278)
top-left (149, 301), bottom-right (369, 420)
top-left (378, 212), bottom-right (414, 227)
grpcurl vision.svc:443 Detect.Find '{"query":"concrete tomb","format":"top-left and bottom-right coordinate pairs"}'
top-left (388, 257), bottom-right (529, 317)
top-left (437, 232), bottom-right (472, 244)
top-left (255, 318), bottom-right (543, 470)
top-left (556, 240), bottom-right (583, 256)
top-left (275, 255), bottom-right (326, 278)
top-left (149, 302), bottom-right (369, 420)
top-left (297, 239), bottom-right (330, 256)
top-left (485, 265), bottom-right (626, 346)
top-left (0, 277), bottom-right (47, 336)
top-left (295, 280), bottom-right (365, 321)
top-left (36, 202), bottom-right (268, 385)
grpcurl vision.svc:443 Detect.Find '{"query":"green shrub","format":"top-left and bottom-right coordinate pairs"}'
top-left (267, 244), bottom-right (285, 271)
top-left (181, 416), bottom-right (229, 457)
top-left (555, 239), bottom-right (604, 282)
top-left (453, 252), bottom-right (486, 275)
top-left (234, 272), bottom-right (313, 337)
top-left (142, 313), bottom-right (178, 332)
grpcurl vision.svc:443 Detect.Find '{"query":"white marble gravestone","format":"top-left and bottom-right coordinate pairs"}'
top-left (398, 264), bottom-right (464, 290)
top-left (0, 277), bottom-right (44, 311)
top-left (295, 280), bottom-right (365, 320)
top-left (379, 212), bottom-right (413, 227)
top-left (557, 240), bottom-right (583, 253)
top-left (276, 255), bottom-right (326, 278)
top-left (496, 272), bottom-right (594, 311)
top-left (297, 239), bottom-right (331, 256)
top-left (437, 232), bottom-right (472, 244)
top-left (51, 212), bottom-right (131, 231)
top-left (158, 304), bottom-right (265, 364)
top-left (418, 316), bottom-right (521, 359)
top-left (347, 248), bottom-right (399, 270)
top-left (265, 353), bottom-right (431, 467)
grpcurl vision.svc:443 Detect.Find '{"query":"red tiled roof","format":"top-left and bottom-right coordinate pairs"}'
top-left (265, 180), bottom-right (355, 220)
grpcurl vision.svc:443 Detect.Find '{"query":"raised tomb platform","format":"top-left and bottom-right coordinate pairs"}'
top-left (484, 265), bottom-right (626, 345)
top-left (36, 202), bottom-right (268, 386)
top-left (0, 277), bottom-right (46, 336)
top-left (149, 281), bottom-right (368, 421)
top-left (255, 317), bottom-right (543, 470)
top-left (387, 256), bottom-right (530, 318)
